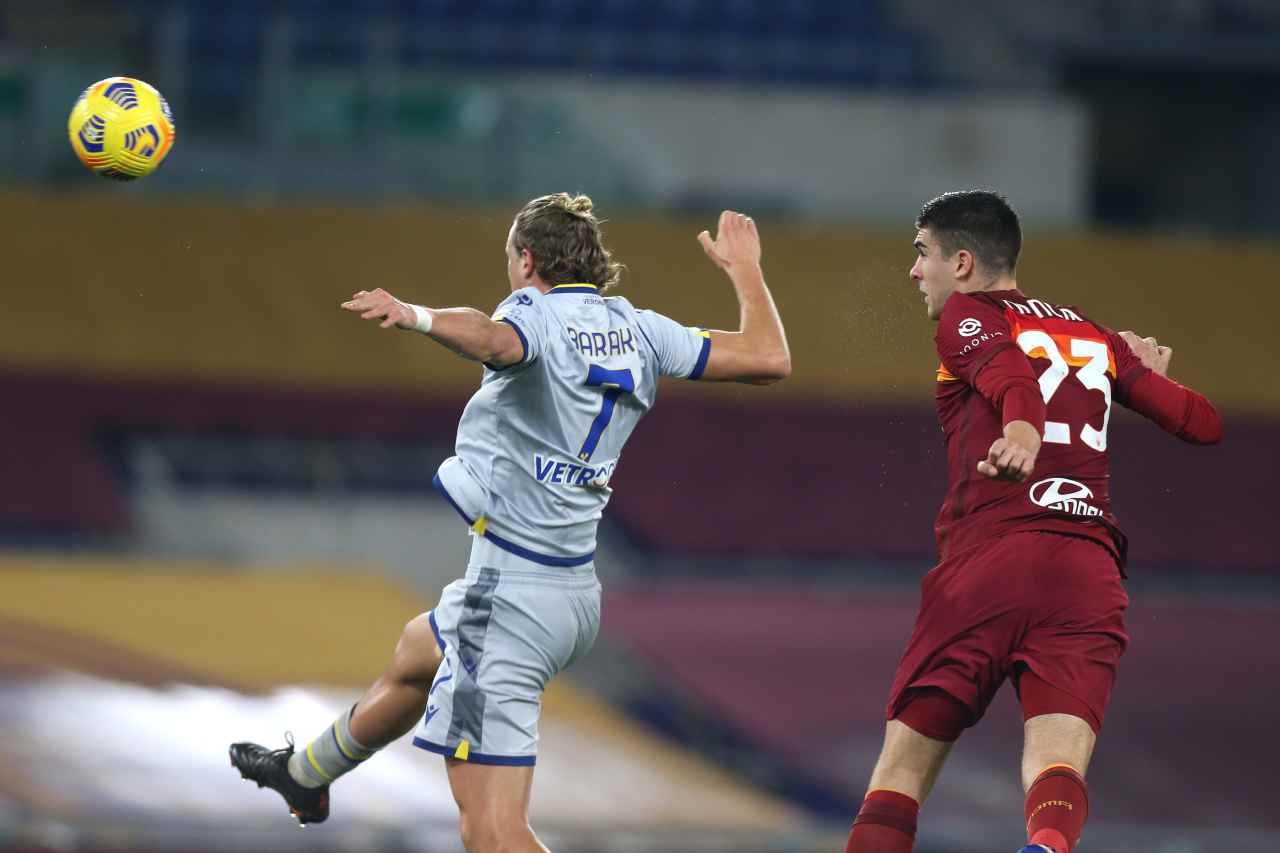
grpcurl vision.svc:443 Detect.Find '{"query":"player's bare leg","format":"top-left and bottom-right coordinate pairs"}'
top-left (846, 718), bottom-right (955, 853)
top-left (229, 611), bottom-right (444, 824)
top-left (867, 720), bottom-right (954, 802)
top-left (1022, 713), bottom-right (1095, 792)
top-left (448, 760), bottom-right (549, 853)
top-left (1018, 714), bottom-right (1096, 853)
top-left (348, 612), bottom-right (446, 747)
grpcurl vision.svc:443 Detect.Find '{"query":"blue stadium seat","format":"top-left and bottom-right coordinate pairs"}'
top-left (150, 0), bottom-right (920, 89)
top-left (394, 0), bottom-right (459, 20)
top-left (718, 0), bottom-right (769, 37)
top-left (183, 2), bottom-right (262, 125)
top-left (774, 0), bottom-right (820, 37)
top-left (293, 20), bottom-right (369, 65)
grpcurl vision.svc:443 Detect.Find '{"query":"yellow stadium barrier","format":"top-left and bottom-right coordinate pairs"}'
top-left (4, 193), bottom-right (1273, 411)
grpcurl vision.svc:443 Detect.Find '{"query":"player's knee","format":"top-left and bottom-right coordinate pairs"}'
top-left (458, 811), bottom-right (530, 853)
top-left (457, 812), bottom-right (481, 852)
top-left (1019, 669), bottom-right (1102, 735)
top-left (391, 613), bottom-right (444, 683)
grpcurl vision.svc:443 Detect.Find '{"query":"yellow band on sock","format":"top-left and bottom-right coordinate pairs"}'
top-left (333, 722), bottom-right (367, 762)
top-left (306, 743), bottom-right (335, 782)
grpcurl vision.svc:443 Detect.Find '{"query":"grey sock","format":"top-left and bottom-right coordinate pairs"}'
top-left (287, 707), bottom-right (378, 789)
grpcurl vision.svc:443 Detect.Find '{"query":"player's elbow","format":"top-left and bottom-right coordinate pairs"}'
top-left (1177, 395), bottom-right (1224, 446)
top-left (765, 351), bottom-right (793, 382)
top-left (1188, 409), bottom-right (1224, 445)
top-left (752, 352), bottom-right (792, 384)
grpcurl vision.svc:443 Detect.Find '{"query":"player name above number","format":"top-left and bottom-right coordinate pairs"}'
top-left (566, 325), bottom-right (637, 359)
top-left (1003, 298), bottom-right (1083, 322)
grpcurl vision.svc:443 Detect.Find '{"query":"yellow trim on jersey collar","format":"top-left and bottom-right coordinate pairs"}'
top-left (550, 283), bottom-right (599, 290)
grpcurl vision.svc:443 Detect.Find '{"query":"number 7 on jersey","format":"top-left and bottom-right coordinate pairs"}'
top-left (578, 364), bottom-right (635, 462)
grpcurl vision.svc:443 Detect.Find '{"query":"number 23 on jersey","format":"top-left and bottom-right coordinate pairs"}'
top-left (1016, 331), bottom-right (1113, 452)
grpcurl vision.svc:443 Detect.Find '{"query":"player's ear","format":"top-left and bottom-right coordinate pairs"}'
top-left (521, 248), bottom-right (536, 280)
top-left (953, 249), bottom-right (975, 281)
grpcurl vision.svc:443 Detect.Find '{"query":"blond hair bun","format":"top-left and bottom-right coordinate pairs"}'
top-left (561, 193), bottom-right (594, 216)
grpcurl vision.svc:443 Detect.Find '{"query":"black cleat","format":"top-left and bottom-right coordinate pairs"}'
top-left (229, 737), bottom-right (330, 825)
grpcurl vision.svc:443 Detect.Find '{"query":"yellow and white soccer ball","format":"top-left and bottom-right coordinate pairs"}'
top-left (68, 76), bottom-right (175, 180)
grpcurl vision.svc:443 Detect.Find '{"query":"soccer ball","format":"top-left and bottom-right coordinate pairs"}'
top-left (68, 77), bottom-right (175, 180)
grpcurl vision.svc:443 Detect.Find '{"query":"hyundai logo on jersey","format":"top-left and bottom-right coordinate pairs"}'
top-left (1029, 477), bottom-right (1103, 517)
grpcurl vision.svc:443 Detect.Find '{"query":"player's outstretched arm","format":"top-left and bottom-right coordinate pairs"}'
top-left (1115, 331), bottom-right (1223, 444)
top-left (694, 211), bottom-right (792, 385)
top-left (341, 288), bottom-right (524, 367)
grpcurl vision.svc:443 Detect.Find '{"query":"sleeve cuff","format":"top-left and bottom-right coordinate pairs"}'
top-left (688, 334), bottom-right (711, 380)
top-left (485, 317), bottom-right (531, 372)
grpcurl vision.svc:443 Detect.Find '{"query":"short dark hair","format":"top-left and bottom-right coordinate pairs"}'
top-left (512, 193), bottom-right (623, 291)
top-left (916, 190), bottom-right (1022, 277)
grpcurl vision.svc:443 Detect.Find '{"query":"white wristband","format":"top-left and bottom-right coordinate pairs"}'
top-left (409, 304), bottom-right (434, 334)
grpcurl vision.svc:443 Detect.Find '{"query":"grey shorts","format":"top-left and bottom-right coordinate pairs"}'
top-left (412, 537), bottom-right (601, 766)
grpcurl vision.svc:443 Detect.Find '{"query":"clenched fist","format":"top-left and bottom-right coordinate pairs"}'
top-left (976, 420), bottom-right (1042, 482)
top-left (1119, 330), bottom-right (1172, 377)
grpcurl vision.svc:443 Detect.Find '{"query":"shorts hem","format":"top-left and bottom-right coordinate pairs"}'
top-left (412, 736), bottom-right (537, 766)
top-left (888, 679), bottom-right (980, 724)
top-left (890, 685), bottom-right (973, 741)
top-left (1015, 664), bottom-right (1105, 734)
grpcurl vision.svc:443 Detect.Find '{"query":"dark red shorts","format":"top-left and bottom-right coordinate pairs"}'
top-left (886, 530), bottom-right (1129, 734)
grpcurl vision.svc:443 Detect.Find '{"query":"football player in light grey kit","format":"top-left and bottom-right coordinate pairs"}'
top-left (230, 193), bottom-right (790, 852)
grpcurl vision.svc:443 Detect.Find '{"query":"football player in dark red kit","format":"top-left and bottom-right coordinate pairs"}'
top-left (843, 191), bottom-right (1222, 853)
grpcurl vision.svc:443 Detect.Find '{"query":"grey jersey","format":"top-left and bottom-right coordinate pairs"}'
top-left (433, 283), bottom-right (710, 565)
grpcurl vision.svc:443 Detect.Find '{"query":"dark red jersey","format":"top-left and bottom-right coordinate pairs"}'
top-left (933, 289), bottom-right (1221, 567)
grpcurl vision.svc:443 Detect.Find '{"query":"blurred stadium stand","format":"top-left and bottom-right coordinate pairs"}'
top-left (1, 2), bottom-right (1278, 853)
